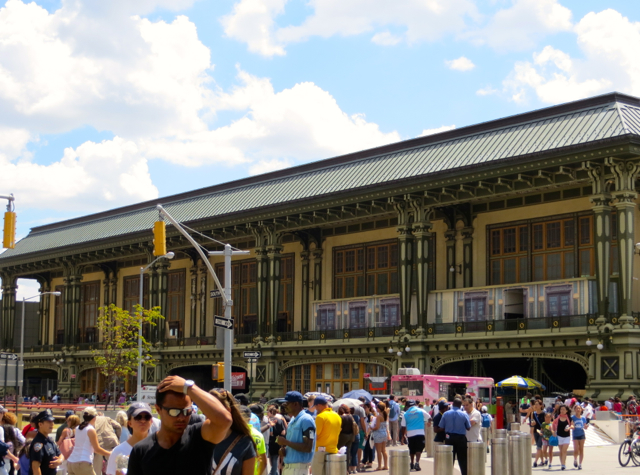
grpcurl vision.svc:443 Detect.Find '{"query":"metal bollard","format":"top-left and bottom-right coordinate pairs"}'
top-left (325, 453), bottom-right (347, 475)
top-left (519, 432), bottom-right (532, 475)
top-left (508, 435), bottom-right (520, 475)
top-left (434, 444), bottom-right (454, 475)
top-left (481, 427), bottom-right (489, 457)
top-left (425, 424), bottom-right (435, 458)
top-left (468, 441), bottom-right (485, 475)
top-left (389, 448), bottom-right (411, 475)
top-left (491, 438), bottom-right (508, 475)
top-left (494, 429), bottom-right (507, 440)
top-left (510, 422), bottom-right (520, 432)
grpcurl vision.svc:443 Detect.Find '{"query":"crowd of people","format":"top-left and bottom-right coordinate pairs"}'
top-left (0, 383), bottom-right (633, 475)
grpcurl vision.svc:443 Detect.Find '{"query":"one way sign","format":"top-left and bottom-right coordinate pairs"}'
top-left (243, 351), bottom-right (262, 359)
top-left (210, 289), bottom-right (222, 298)
top-left (214, 316), bottom-right (234, 329)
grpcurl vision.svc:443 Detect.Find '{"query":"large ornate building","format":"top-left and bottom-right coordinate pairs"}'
top-left (1, 92), bottom-right (640, 400)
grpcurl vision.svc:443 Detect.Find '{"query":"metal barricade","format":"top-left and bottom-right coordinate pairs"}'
top-left (434, 444), bottom-right (454, 475)
top-left (519, 432), bottom-right (532, 475)
top-left (389, 448), bottom-right (410, 475)
top-left (491, 438), bottom-right (508, 475)
top-left (425, 424), bottom-right (435, 458)
top-left (508, 435), bottom-right (520, 475)
top-left (468, 441), bottom-right (485, 475)
top-left (325, 453), bottom-right (346, 475)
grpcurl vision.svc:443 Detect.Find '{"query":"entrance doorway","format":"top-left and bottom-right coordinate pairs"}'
top-left (504, 289), bottom-right (526, 320)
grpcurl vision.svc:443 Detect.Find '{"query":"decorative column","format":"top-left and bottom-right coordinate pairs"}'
top-left (1, 275), bottom-right (17, 350)
top-left (198, 262), bottom-right (208, 336)
top-left (410, 200), bottom-right (433, 329)
top-left (38, 280), bottom-right (51, 346)
top-left (267, 244), bottom-right (283, 334)
top-left (591, 193), bottom-right (612, 324)
top-left (461, 227), bottom-right (474, 288)
top-left (312, 249), bottom-right (323, 302)
top-left (255, 247), bottom-right (268, 335)
top-left (394, 200), bottom-right (414, 330)
top-left (102, 269), bottom-right (117, 307)
top-left (189, 264), bottom-right (198, 337)
top-left (609, 159), bottom-right (640, 327)
top-left (445, 229), bottom-right (457, 289)
top-left (300, 251), bottom-right (310, 332)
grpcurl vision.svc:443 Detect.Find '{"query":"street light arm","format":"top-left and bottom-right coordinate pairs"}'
top-left (156, 204), bottom-right (228, 305)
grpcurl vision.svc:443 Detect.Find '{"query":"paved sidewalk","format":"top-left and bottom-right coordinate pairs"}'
top-left (360, 443), bottom-right (630, 475)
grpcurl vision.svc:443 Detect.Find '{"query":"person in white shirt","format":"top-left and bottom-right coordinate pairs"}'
top-left (582, 402), bottom-right (594, 422)
top-left (463, 397), bottom-right (482, 442)
top-left (604, 398), bottom-right (613, 411)
top-left (106, 403), bottom-right (153, 475)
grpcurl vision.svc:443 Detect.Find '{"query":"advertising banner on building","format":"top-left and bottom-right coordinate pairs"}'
top-left (231, 373), bottom-right (246, 389)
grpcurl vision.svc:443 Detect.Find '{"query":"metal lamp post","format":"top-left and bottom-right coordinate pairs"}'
top-left (20, 291), bottom-right (60, 402)
top-left (137, 252), bottom-right (174, 400)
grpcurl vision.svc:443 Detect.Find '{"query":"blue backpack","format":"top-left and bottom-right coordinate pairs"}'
top-left (389, 401), bottom-right (398, 419)
top-left (481, 414), bottom-right (491, 428)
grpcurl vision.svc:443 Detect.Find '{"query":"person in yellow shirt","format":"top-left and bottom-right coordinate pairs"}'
top-left (310, 397), bottom-right (342, 475)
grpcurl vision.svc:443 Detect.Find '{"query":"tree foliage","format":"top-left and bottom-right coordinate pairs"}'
top-left (92, 304), bottom-right (164, 404)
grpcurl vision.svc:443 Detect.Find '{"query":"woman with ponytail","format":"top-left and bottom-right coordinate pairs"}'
top-left (209, 389), bottom-right (256, 475)
top-left (67, 407), bottom-right (112, 475)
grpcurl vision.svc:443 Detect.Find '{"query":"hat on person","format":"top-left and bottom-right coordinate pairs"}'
top-left (438, 400), bottom-right (449, 410)
top-left (34, 409), bottom-right (55, 423)
top-left (481, 406), bottom-right (488, 413)
top-left (65, 410), bottom-right (74, 418)
top-left (83, 407), bottom-right (98, 418)
top-left (314, 396), bottom-right (328, 406)
top-left (405, 400), bottom-right (416, 408)
top-left (0, 405), bottom-right (6, 414)
top-left (126, 402), bottom-right (152, 419)
top-left (284, 391), bottom-right (303, 404)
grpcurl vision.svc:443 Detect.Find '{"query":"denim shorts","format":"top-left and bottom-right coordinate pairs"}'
top-left (573, 434), bottom-right (586, 441)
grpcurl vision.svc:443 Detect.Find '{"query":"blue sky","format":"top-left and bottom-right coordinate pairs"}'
top-left (1, 0), bottom-right (640, 297)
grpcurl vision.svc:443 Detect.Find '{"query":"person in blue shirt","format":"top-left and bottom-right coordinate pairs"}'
top-left (387, 395), bottom-right (400, 446)
top-left (438, 398), bottom-right (470, 475)
top-left (277, 391), bottom-right (316, 475)
top-left (399, 400), bottom-right (431, 471)
top-left (571, 404), bottom-right (588, 470)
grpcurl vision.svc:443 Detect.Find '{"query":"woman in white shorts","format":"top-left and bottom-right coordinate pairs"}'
top-left (551, 405), bottom-right (573, 470)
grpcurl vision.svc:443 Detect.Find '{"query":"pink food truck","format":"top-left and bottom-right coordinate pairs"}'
top-left (391, 369), bottom-right (494, 403)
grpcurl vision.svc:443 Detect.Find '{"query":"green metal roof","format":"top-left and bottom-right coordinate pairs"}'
top-left (3, 93), bottom-right (640, 262)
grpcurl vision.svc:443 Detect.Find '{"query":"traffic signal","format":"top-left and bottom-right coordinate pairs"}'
top-left (212, 362), bottom-right (224, 382)
top-left (3, 211), bottom-right (15, 249)
top-left (153, 220), bottom-right (166, 256)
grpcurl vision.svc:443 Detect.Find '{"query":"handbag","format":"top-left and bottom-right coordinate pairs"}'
top-left (548, 435), bottom-right (559, 447)
top-left (59, 429), bottom-right (75, 459)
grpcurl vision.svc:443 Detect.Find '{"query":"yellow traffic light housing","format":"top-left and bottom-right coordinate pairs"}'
top-left (217, 362), bottom-right (224, 382)
top-left (3, 211), bottom-right (15, 249)
top-left (153, 220), bottom-right (166, 256)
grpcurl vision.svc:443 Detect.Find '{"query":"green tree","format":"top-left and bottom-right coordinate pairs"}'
top-left (92, 304), bottom-right (164, 409)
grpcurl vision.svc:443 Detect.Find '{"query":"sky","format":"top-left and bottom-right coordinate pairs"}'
top-left (1, 0), bottom-right (640, 299)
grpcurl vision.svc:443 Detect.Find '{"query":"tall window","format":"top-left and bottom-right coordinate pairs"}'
top-left (79, 282), bottom-right (100, 343)
top-left (316, 303), bottom-right (337, 330)
top-left (54, 286), bottom-right (64, 344)
top-left (215, 260), bottom-right (258, 335)
top-left (277, 256), bottom-right (294, 333)
top-left (123, 276), bottom-right (148, 314)
top-left (378, 298), bottom-right (400, 327)
top-left (166, 271), bottom-right (186, 338)
top-left (334, 241), bottom-right (398, 298)
top-left (489, 214), bottom-right (594, 285)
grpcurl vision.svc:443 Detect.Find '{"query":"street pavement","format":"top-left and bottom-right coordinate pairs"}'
top-left (363, 443), bottom-right (629, 475)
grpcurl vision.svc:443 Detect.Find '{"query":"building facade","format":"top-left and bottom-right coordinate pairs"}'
top-left (1, 92), bottom-right (640, 400)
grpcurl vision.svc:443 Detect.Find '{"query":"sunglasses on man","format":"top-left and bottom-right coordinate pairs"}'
top-left (161, 406), bottom-right (194, 417)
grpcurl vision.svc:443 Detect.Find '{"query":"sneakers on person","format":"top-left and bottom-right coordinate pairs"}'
top-left (410, 463), bottom-right (414, 471)
top-left (414, 463), bottom-right (421, 472)
top-left (561, 465), bottom-right (566, 470)
top-left (574, 461), bottom-right (578, 468)
top-left (578, 465), bottom-right (582, 470)
top-left (533, 462), bottom-right (537, 467)
top-left (548, 464), bottom-right (552, 469)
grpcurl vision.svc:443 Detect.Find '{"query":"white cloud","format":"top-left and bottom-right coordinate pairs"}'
top-left (0, 137), bottom-right (158, 212)
top-left (371, 31), bottom-right (402, 46)
top-left (501, 9), bottom-right (640, 104)
top-left (419, 125), bottom-right (456, 137)
top-left (469, 0), bottom-right (572, 52)
top-left (223, 0), bottom-right (480, 57)
top-left (220, 0), bottom-right (287, 56)
top-left (476, 86), bottom-right (498, 96)
top-left (446, 56), bottom-right (475, 71)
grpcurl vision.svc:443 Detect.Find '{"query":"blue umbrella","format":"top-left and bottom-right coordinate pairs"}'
top-left (342, 389), bottom-right (373, 402)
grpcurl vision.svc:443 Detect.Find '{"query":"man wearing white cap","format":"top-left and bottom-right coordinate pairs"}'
top-left (106, 403), bottom-right (153, 475)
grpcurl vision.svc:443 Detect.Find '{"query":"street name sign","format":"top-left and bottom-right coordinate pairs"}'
top-left (210, 289), bottom-right (222, 298)
top-left (243, 351), bottom-right (262, 359)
